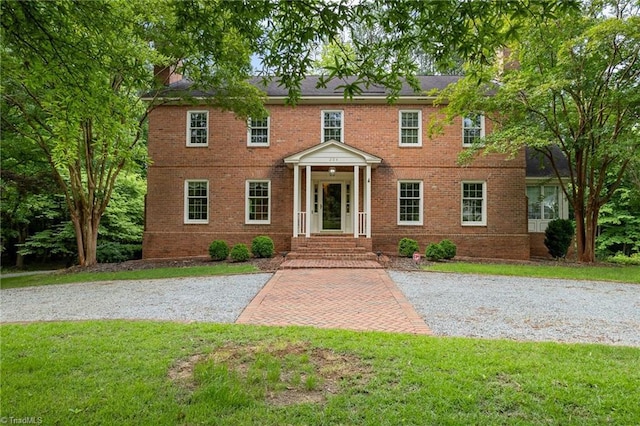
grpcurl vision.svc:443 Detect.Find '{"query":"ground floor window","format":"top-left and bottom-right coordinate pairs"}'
top-left (527, 185), bottom-right (560, 220)
top-left (246, 180), bottom-right (271, 224)
top-left (398, 180), bottom-right (423, 225)
top-left (184, 180), bottom-right (209, 224)
top-left (462, 181), bottom-right (486, 226)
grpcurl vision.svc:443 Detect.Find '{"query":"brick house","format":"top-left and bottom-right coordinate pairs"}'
top-left (142, 75), bottom-right (568, 260)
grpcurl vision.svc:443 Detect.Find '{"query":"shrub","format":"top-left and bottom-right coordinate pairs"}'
top-left (425, 243), bottom-right (445, 261)
top-left (607, 252), bottom-right (640, 266)
top-left (230, 243), bottom-right (251, 262)
top-left (544, 219), bottom-right (574, 259)
top-left (97, 242), bottom-right (142, 263)
top-left (208, 240), bottom-right (230, 261)
top-left (398, 238), bottom-right (419, 257)
top-left (439, 239), bottom-right (457, 260)
top-left (251, 235), bottom-right (275, 258)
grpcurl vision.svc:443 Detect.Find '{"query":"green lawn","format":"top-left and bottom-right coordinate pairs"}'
top-left (1, 321), bottom-right (638, 425)
top-left (424, 262), bottom-right (640, 284)
top-left (0, 264), bottom-right (259, 289)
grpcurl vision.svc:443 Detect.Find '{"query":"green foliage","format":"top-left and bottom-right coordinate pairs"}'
top-left (251, 236), bottom-right (274, 258)
top-left (398, 238), bottom-right (419, 257)
top-left (545, 219), bottom-right (575, 259)
top-left (96, 243), bottom-right (142, 264)
top-left (230, 244), bottom-right (250, 262)
top-left (597, 183), bottom-right (640, 257)
top-left (18, 223), bottom-right (76, 263)
top-left (2, 322), bottom-right (639, 424)
top-left (424, 262), bottom-right (640, 284)
top-left (607, 252), bottom-right (640, 266)
top-left (424, 240), bottom-right (457, 261)
top-left (208, 240), bottom-right (230, 261)
top-left (434, 2), bottom-right (640, 262)
top-left (439, 239), bottom-right (457, 260)
top-left (425, 243), bottom-right (445, 261)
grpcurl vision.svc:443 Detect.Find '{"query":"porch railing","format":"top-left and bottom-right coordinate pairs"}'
top-left (358, 212), bottom-right (367, 236)
top-left (297, 211), bottom-right (306, 236)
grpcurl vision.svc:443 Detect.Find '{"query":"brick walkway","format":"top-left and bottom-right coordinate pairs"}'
top-left (236, 268), bottom-right (431, 335)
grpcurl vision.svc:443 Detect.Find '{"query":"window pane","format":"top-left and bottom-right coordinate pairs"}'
top-left (463, 114), bottom-right (482, 146)
top-left (527, 186), bottom-right (542, 219)
top-left (399, 182), bottom-right (421, 223)
top-left (248, 181), bottom-right (270, 222)
top-left (187, 181), bottom-right (208, 221)
top-left (543, 186), bottom-right (559, 220)
top-left (323, 112), bottom-right (342, 142)
top-left (250, 117), bottom-right (269, 144)
top-left (462, 183), bottom-right (484, 223)
top-left (189, 112), bottom-right (207, 145)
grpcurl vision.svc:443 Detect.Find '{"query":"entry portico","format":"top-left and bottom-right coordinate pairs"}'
top-left (284, 140), bottom-right (382, 244)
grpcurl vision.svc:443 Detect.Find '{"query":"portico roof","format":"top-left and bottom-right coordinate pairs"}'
top-left (283, 140), bottom-right (382, 168)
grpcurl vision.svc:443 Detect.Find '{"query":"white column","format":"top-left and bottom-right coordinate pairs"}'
top-left (292, 164), bottom-right (299, 237)
top-left (366, 164), bottom-right (372, 238)
top-left (305, 165), bottom-right (311, 238)
top-left (353, 165), bottom-right (359, 238)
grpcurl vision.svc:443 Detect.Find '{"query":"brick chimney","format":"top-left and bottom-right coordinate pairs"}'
top-left (154, 63), bottom-right (182, 86)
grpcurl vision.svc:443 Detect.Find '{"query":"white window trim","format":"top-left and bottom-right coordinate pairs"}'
top-left (462, 114), bottom-right (485, 147)
top-left (321, 110), bottom-right (344, 143)
top-left (397, 180), bottom-right (424, 226)
top-left (398, 110), bottom-right (422, 147)
top-left (461, 181), bottom-right (487, 226)
top-left (247, 116), bottom-right (270, 147)
top-left (186, 110), bottom-right (209, 147)
top-left (184, 180), bottom-right (209, 224)
top-left (245, 179), bottom-right (271, 224)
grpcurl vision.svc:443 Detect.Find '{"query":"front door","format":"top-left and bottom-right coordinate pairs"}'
top-left (322, 182), bottom-right (342, 231)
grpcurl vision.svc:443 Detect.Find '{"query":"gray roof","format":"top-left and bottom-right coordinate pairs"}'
top-left (526, 146), bottom-right (571, 178)
top-left (150, 75), bottom-right (461, 99)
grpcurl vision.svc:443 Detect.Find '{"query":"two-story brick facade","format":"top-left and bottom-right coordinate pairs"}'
top-left (143, 76), bottom-right (561, 260)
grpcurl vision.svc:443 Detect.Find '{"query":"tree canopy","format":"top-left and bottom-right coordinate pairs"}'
top-left (436, 0), bottom-right (640, 262)
top-left (2, 0), bottom-right (577, 266)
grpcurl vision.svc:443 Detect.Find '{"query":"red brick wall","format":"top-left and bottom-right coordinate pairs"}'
top-left (144, 103), bottom-right (530, 260)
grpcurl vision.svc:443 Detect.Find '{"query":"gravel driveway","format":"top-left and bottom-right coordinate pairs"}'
top-left (391, 271), bottom-right (640, 347)
top-left (2, 271), bottom-right (639, 347)
top-left (0, 274), bottom-right (272, 323)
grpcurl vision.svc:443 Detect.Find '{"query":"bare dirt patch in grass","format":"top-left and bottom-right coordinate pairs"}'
top-left (168, 342), bottom-right (372, 407)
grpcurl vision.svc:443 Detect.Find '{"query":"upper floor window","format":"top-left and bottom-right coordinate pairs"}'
top-left (246, 180), bottom-right (271, 224)
top-left (398, 181), bottom-right (423, 225)
top-left (527, 185), bottom-right (560, 220)
top-left (462, 113), bottom-right (484, 147)
top-left (248, 116), bottom-right (270, 146)
top-left (399, 110), bottom-right (422, 146)
top-left (187, 111), bottom-right (208, 146)
top-left (184, 180), bottom-right (209, 224)
top-left (322, 110), bottom-right (343, 142)
top-left (461, 181), bottom-right (486, 226)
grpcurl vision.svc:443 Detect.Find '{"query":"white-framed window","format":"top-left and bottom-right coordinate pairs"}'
top-left (187, 111), bottom-right (208, 146)
top-left (246, 180), bottom-right (271, 224)
top-left (398, 181), bottom-right (423, 225)
top-left (462, 113), bottom-right (485, 147)
top-left (461, 181), bottom-right (487, 226)
top-left (184, 180), bottom-right (209, 224)
top-left (322, 110), bottom-right (343, 142)
top-left (399, 110), bottom-right (422, 146)
top-left (527, 185), bottom-right (560, 220)
top-left (247, 116), bottom-right (270, 146)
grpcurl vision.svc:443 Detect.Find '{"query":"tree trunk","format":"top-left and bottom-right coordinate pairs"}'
top-left (574, 205), bottom-right (598, 263)
top-left (70, 208), bottom-right (101, 267)
top-left (15, 225), bottom-right (27, 269)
